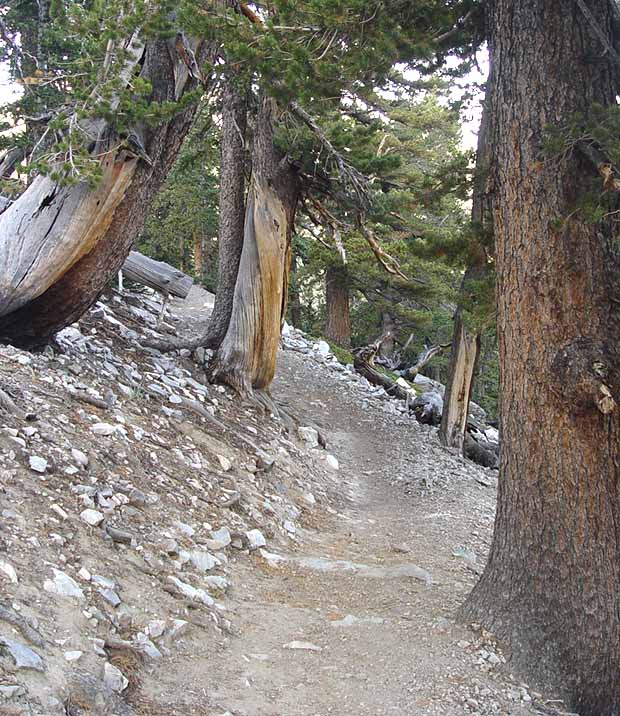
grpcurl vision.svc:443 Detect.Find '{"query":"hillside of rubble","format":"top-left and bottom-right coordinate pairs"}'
top-left (0, 286), bottom-right (565, 716)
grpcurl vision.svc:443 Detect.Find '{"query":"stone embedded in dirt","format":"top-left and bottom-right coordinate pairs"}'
top-left (302, 492), bottom-right (316, 506)
top-left (205, 527), bottom-right (231, 551)
top-left (0, 638), bottom-right (46, 671)
top-left (0, 685), bottom-right (25, 699)
top-left (71, 447), bottom-right (89, 467)
top-left (283, 520), bottom-right (296, 535)
top-left (0, 560), bottom-right (18, 583)
top-left (174, 520), bottom-right (195, 538)
top-left (80, 508), bottom-right (105, 527)
top-left (167, 619), bottom-right (189, 640)
top-left (98, 588), bottom-right (121, 607)
top-left (147, 620), bottom-right (166, 639)
top-left (167, 576), bottom-right (214, 606)
top-left (28, 455), bottom-right (48, 473)
top-left (103, 662), bottom-right (128, 693)
top-left (44, 568), bottom-right (85, 600)
top-left (298, 426), bottom-right (319, 448)
top-left (245, 529), bottom-right (267, 550)
top-left (283, 640), bottom-right (323, 652)
top-left (217, 455), bottom-right (232, 472)
top-left (204, 575), bottom-right (229, 592)
top-left (64, 650), bottom-right (83, 662)
top-left (188, 549), bottom-right (218, 572)
top-left (316, 340), bottom-right (331, 356)
top-left (325, 454), bottom-right (339, 471)
top-left (391, 543), bottom-right (411, 554)
top-left (91, 422), bottom-right (117, 436)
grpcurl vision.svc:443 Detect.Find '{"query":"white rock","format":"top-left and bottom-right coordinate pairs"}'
top-left (188, 549), bottom-right (218, 572)
top-left (43, 568), bottom-right (84, 600)
top-left (204, 575), bottom-right (229, 591)
top-left (325, 454), bottom-right (339, 471)
top-left (91, 423), bottom-right (116, 436)
top-left (167, 619), bottom-right (189, 640)
top-left (259, 549), bottom-right (285, 567)
top-left (302, 492), bottom-right (316, 506)
top-left (167, 577), bottom-right (214, 606)
top-left (316, 340), bottom-right (330, 355)
top-left (51, 503), bottom-right (68, 520)
top-left (298, 426), bottom-right (319, 448)
top-left (103, 662), bottom-right (128, 693)
top-left (283, 520), bottom-right (296, 535)
top-left (71, 448), bottom-right (89, 467)
top-left (283, 641), bottom-right (322, 652)
top-left (28, 455), bottom-right (47, 473)
top-left (206, 527), bottom-right (231, 551)
top-left (80, 509), bottom-right (104, 527)
top-left (217, 455), bottom-right (232, 472)
top-left (64, 651), bottom-right (83, 662)
top-left (0, 639), bottom-right (45, 671)
top-left (245, 529), bottom-right (266, 550)
top-left (146, 620), bottom-right (166, 639)
top-left (78, 567), bottom-right (91, 581)
top-left (174, 521), bottom-right (195, 538)
top-left (0, 560), bottom-right (18, 584)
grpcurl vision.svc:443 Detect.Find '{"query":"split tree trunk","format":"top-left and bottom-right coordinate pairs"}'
top-left (210, 96), bottom-right (300, 393)
top-left (460, 2), bottom-right (620, 713)
top-left (439, 88), bottom-right (490, 452)
top-left (0, 34), bottom-right (210, 348)
top-left (324, 262), bottom-right (351, 347)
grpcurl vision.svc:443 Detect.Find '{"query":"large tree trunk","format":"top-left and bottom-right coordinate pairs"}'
top-left (209, 97), bottom-right (300, 393)
top-left (0, 34), bottom-right (210, 348)
top-left (460, 2), bottom-right (620, 713)
top-left (324, 262), bottom-right (351, 347)
top-left (203, 76), bottom-right (247, 350)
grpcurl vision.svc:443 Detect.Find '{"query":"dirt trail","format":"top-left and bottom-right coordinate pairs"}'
top-left (145, 288), bottom-right (537, 716)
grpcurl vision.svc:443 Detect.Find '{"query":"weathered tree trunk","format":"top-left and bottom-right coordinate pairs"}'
top-left (0, 34), bottom-right (210, 348)
top-left (209, 97), bottom-right (300, 393)
top-left (324, 262), bottom-right (351, 347)
top-left (203, 76), bottom-right (247, 350)
top-left (439, 88), bottom-right (491, 452)
top-left (438, 277), bottom-right (482, 451)
top-left (460, 2), bottom-right (620, 713)
top-left (353, 334), bottom-right (412, 401)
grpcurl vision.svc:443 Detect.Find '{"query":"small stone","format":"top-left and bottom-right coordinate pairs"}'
top-left (188, 549), bottom-right (218, 572)
top-left (64, 650), bottom-right (83, 662)
top-left (204, 575), bottom-right (229, 591)
top-left (325, 454), bottom-right (339, 471)
top-left (217, 455), bottom-right (232, 472)
top-left (205, 527), bottom-right (231, 551)
top-left (0, 560), bottom-right (18, 584)
top-left (103, 662), bottom-right (128, 693)
top-left (167, 577), bottom-right (214, 606)
top-left (298, 426), bottom-right (319, 448)
top-left (0, 685), bottom-right (25, 699)
top-left (283, 640), bottom-right (322, 652)
top-left (98, 588), bottom-right (121, 607)
top-left (174, 521), bottom-right (195, 538)
top-left (0, 638), bottom-right (45, 671)
top-left (51, 503), bottom-right (68, 520)
top-left (29, 455), bottom-right (47, 473)
top-left (146, 620), bottom-right (166, 639)
top-left (80, 509), bottom-right (104, 527)
top-left (91, 423), bottom-right (116, 436)
top-left (78, 567), bottom-right (91, 581)
top-left (283, 520), bottom-right (296, 535)
top-left (391, 543), bottom-right (411, 554)
top-left (71, 448), bottom-right (89, 467)
top-left (44, 568), bottom-right (84, 600)
top-left (302, 492), bottom-right (316, 506)
top-left (245, 529), bottom-right (266, 550)
top-left (167, 619), bottom-right (189, 640)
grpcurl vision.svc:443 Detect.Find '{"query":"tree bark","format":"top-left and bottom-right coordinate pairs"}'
top-left (379, 311), bottom-right (397, 358)
top-left (209, 96), bottom-right (300, 393)
top-left (324, 262), bottom-right (351, 347)
top-left (439, 87), bottom-right (491, 452)
top-left (204, 76), bottom-right (247, 350)
top-left (460, 2), bottom-right (620, 713)
top-left (0, 34), bottom-right (211, 348)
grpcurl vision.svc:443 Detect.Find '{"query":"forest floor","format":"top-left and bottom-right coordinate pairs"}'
top-left (140, 288), bottom-right (548, 716)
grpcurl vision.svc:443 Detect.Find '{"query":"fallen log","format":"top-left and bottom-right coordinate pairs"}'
top-left (353, 334), bottom-right (412, 401)
top-left (121, 251), bottom-right (193, 299)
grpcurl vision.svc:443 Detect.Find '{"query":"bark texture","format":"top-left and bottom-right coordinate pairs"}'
top-left (203, 77), bottom-right (247, 350)
top-left (324, 262), bottom-right (351, 348)
top-left (461, 3), bottom-right (620, 713)
top-left (0, 35), bottom-right (210, 348)
top-left (210, 97), bottom-right (300, 393)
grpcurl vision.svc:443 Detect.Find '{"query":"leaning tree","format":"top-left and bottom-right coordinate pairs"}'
top-left (461, 1), bottom-right (620, 713)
